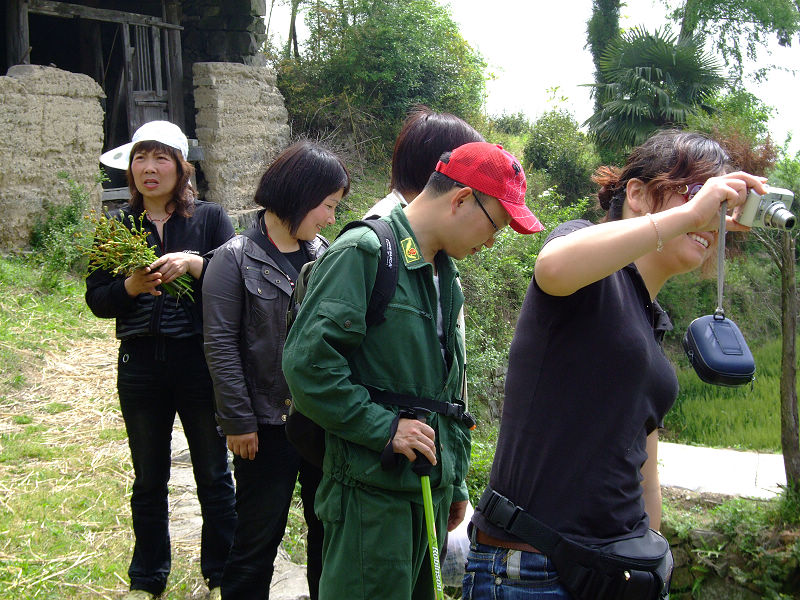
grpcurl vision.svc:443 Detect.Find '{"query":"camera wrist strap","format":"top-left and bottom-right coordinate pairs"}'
top-left (715, 201), bottom-right (727, 319)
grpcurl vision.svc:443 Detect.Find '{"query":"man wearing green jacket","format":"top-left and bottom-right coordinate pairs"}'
top-left (282, 142), bottom-right (542, 599)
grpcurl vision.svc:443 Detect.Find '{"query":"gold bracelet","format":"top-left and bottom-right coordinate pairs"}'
top-left (646, 213), bottom-right (663, 253)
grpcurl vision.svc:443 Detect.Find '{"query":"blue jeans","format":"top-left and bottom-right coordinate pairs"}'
top-left (118, 336), bottom-right (236, 596)
top-left (462, 541), bottom-right (572, 599)
top-left (221, 424), bottom-right (323, 600)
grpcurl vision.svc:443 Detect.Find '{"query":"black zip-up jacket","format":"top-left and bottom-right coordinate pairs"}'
top-left (203, 232), bottom-right (328, 432)
top-left (85, 201), bottom-right (234, 340)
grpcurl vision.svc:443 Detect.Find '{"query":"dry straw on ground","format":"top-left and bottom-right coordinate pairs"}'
top-left (0, 319), bottom-right (206, 599)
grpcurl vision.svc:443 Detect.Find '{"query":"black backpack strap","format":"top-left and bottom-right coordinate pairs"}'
top-left (337, 217), bottom-right (399, 327)
top-left (366, 385), bottom-right (476, 429)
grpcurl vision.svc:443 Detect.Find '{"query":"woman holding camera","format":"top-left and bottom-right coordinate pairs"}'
top-left (464, 130), bottom-right (766, 599)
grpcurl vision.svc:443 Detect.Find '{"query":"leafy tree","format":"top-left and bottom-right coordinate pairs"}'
top-left (586, 0), bottom-right (621, 112)
top-left (671, 0), bottom-right (800, 82)
top-left (687, 88), bottom-right (778, 176)
top-left (523, 110), bottom-right (601, 206)
top-left (276, 0), bottom-right (486, 151)
top-left (585, 27), bottom-right (726, 152)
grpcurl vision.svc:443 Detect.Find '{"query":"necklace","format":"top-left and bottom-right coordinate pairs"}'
top-left (146, 211), bottom-right (173, 224)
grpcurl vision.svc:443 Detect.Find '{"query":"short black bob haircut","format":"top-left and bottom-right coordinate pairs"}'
top-left (391, 106), bottom-right (483, 198)
top-left (254, 140), bottom-right (350, 236)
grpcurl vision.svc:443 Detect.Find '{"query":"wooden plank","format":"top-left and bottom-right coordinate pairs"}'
top-left (151, 26), bottom-right (163, 97)
top-left (121, 23), bottom-right (137, 136)
top-left (164, 1), bottom-right (185, 129)
top-left (28, 0), bottom-right (182, 30)
top-left (6, 0), bottom-right (31, 68)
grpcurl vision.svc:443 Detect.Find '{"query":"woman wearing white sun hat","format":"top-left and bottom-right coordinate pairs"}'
top-left (88, 121), bottom-right (236, 600)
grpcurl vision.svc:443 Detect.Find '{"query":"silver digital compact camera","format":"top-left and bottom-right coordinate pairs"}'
top-left (735, 185), bottom-right (796, 230)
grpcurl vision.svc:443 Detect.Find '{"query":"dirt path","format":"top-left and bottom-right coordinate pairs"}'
top-left (10, 327), bottom-right (309, 599)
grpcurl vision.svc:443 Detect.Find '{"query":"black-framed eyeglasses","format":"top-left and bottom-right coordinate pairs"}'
top-left (678, 183), bottom-right (705, 202)
top-left (473, 193), bottom-right (502, 238)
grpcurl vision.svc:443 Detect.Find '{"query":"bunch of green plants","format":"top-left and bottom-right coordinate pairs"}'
top-left (276, 0), bottom-right (485, 150)
top-left (490, 111), bottom-right (531, 136)
top-left (706, 497), bottom-right (800, 597)
top-left (82, 211), bottom-right (194, 301)
top-left (29, 171), bottom-right (104, 290)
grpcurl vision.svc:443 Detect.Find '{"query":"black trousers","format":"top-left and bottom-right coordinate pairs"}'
top-left (221, 424), bottom-right (323, 600)
top-left (117, 336), bottom-right (236, 595)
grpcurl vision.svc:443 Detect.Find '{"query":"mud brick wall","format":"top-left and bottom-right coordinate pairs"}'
top-left (180, 0), bottom-right (268, 134)
top-left (0, 65), bottom-right (104, 250)
top-left (193, 61), bottom-right (289, 213)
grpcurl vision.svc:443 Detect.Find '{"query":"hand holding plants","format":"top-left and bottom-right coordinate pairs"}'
top-left (82, 211), bottom-right (195, 301)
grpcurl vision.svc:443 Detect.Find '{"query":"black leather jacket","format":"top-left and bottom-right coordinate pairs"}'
top-left (203, 232), bottom-right (328, 433)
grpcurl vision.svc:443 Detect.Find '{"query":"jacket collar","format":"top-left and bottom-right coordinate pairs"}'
top-left (388, 205), bottom-right (458, 280)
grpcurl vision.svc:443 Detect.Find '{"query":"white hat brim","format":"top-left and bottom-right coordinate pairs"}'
top-left (100, 142), bottom-right (135, 170)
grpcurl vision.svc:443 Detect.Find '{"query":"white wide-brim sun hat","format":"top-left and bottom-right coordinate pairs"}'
top-left (100, 120), bottom-right (189, 170)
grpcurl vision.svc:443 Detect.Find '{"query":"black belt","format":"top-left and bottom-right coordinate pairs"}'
top-left (366, 386), bottom-right (476, 429)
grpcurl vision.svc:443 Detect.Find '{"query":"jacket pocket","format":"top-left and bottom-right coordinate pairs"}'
top-left (242, 275), bottom-right (288, 399)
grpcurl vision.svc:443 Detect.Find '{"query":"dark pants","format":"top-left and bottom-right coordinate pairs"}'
top-left (117, 336), bottom-right (236, 596)
top-left (221, 424), bottom-right (323, 600)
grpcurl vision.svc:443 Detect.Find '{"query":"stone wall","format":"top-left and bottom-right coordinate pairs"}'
top-left (193, 61), bottom-right (290, 213)
top-left (0, 65), bottom-right (104, 250)
top-left (662, 521), bottom-right (799, 599)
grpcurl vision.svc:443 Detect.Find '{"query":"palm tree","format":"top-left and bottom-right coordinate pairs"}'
top-left (585, 27), bottom-right (726, 151)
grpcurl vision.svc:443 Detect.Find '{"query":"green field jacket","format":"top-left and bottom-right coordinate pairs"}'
top-left (282, 206), bottom-right (471, 503)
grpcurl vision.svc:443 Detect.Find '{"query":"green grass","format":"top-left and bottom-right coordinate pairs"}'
top-left (665, 337), bottom-right (800, 451)
top-left (0, 256), bottom-right (206, 598)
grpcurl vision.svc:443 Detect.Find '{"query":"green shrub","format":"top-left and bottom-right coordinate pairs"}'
top-left (523, 110), bottom-right (601, 207)
top-left (276, 0), bottom-right (486, 152)
top-left (467, 426), bottom-right (498, 505)
top-left (29, 171), bottom-right (104, 290)
top-left (490, 111), bottom-right (531, 136)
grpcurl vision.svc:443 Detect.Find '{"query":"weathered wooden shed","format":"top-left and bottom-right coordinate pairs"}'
top-left (3, 0), bottom-right (268, 151)
top-left (1, 0), bottom-right (290, 249)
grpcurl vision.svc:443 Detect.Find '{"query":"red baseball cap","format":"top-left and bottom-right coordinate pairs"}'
top-left (435, 142), bottom-right (543, 234)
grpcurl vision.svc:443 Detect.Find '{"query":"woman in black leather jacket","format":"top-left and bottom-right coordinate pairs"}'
top-left (202, 140), bottom-right (350, 600)
top-left (86, 121), bottom-right (236, 600)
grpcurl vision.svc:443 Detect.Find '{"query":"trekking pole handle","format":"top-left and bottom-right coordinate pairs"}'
top-left (402, 407), bottom-right (434, 476)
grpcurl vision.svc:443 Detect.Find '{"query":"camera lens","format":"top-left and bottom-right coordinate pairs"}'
top-left (764, 203), bottom-right (796, 229)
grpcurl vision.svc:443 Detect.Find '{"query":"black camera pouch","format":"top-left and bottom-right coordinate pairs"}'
top-left (683, 314), bottom-right (755, 386)
top-left (683, 201), bottom-right (755, 387)
top-left (552, 530), bottom-right (672, 600)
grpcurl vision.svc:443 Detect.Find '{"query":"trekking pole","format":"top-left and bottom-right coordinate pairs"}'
top-left (410, 410), bottom-right (445, 600)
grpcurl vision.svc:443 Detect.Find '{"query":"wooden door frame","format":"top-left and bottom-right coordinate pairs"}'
top-left (5, 0), bottom-right (185, 133)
